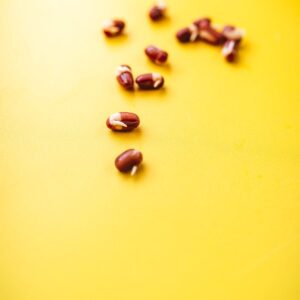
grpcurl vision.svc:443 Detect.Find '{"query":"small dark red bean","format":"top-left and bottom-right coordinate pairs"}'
top-left (103, 19), bottom-right (125, 37)
top-left (136, 73), bottom-right (164, 90)
top-left (222, 25), bottom-right (245, 42)
top-left (116, 65), bottom-right (134, 90)
top-left (115, 149), bottom-right (143, 175)
top-left (176, 28), bottom-right (191, 43)
top-left (145, 45), bottom-right (168, 64)
top-left (106, 112), bottom-right (140, 132)
top-left (176, 24), bottom-right (199, 43)
top-left (198, 26), bottom-right (225, 45)
top-left (222, 40), bottom-right (239, 62)
top-left (149, 2), bottom-right (166, 21)
top-left (193, 17), bottom-right (211, 30)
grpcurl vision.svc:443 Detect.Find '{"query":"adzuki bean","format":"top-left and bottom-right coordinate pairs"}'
top-left (193, 17), bottom-right (224, 45)
top-left (145, 45), bottom-right (168, 64)
top-left (176, 24), bottom-right (199, 43)
top-left (222, 25), bottom-right (245, 42)
top-left (221, 26), bottom-right (245, 62)
top-left (136, 73), bottom-right (164, 90)
top-left (116, 65), bottom-right (134, 90)
top-left (102, 19), bottom-right (125, 37)
top-left (106, 112), bottom-right (140, 132)
top-left (198, 25), bottom-right (225, 45)
top-left (149, 1), bottom-right (166, 21)
top-left (193, 17), bottom-right (211, 30)
top-left (115, 149), bottom-right (143, 175)
top-left (222, 40), bottom-right (239, 62)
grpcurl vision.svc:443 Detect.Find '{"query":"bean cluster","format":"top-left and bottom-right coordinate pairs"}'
top-left (102, 1), bottom-right (246, 175)
top-left (176, 19), bottom-right (245, 62)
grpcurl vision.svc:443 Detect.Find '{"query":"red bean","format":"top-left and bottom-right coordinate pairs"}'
top-left (106, 112), bottom-right (140, 132)
top-left (198, 26), bottom-right (225, 45)
top-left (222, 25), bottom-right (245, 42)
top-left (193, 17), bottom-right (211, 30)
top-left (145, 45), bottom-right (168, 64)
top-left (176, 24), bottom-right (199, 43)
top-left (115, 149), bottom-right (143, 175)
top-left (136, 73), bottom-right (164, 90)
top-left (116, 65), bottom-right (134, 90)
top-left (222, 40), bottom-right (239, 62)
top-left (149, 2), bottom-right (166, 21)
top-left (103, 19), bottom-right (125, 37)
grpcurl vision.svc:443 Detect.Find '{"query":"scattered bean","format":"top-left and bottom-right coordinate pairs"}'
top-left (136, 73), bottom-right (164, 90)
top-left (145, 45), bottom-right (168, 64)
top-left (106, 112), bottom-right (140, 132)
top-left (222, 40), bottom-right (239, 62)
top-left (221, 26), bottom-right (245, 62)
top-left (116, 65), bottom-right (134, 90)
top-left (115, 149), bottom-right (143, 175)
top-left (199, 27), bottom-right (224, 45)
top-left (149, 1), bottom-right (166, 21)
top-left (103, 19), bottom-right (125, 37)
top-left (193, 17), bottom-right (211, 30)
top-left (176, 24), bottom-right (198, 43)
top-left (222, 25), bottom-right (245, 42)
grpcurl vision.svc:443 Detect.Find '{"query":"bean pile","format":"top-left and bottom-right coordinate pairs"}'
top-left (102, 1), bottom-right (246, 175)
top-left (176, 19), bottom-right (245, 62)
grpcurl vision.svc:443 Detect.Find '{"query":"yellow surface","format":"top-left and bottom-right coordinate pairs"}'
top-left (0, 0), bottom-right (299, 299)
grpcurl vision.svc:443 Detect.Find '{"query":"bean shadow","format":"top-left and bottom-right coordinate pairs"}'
top-left (148, 16), bottom-right (172, 27)
top-left (102, 33), bottom-right (129, 46)
top-left (108, 127), bottom-right (143, 142)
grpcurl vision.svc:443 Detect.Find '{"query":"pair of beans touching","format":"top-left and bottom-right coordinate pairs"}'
top-left (106, 112), bottom-right (142, 175)
top-left (116, 64), bottom-right (165, 91)
top-left (176, 17), bottom-right (245, 62)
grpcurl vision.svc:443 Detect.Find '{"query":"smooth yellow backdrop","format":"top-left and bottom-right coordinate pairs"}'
top-left (0, 0), bottom-right (299, 299)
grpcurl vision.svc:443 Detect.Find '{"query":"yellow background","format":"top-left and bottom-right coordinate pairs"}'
top-left (0, 0), bottom-right (299, 299)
